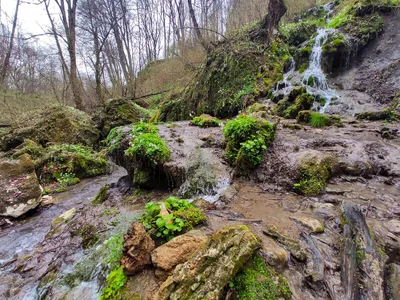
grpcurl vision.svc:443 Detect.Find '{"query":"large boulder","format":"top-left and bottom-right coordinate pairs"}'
top-left (0, 106), bottom-right (99, 151)
top-left (153, 225), bottom-right (260, 300)
top-left (93, 98), bottom-right (150, 137)
top-left (0, 154), bottom-right (42, 218)
top-left (121, 222), bottom-right (155, 275)
top-left (151, 230), bottom-right (207, 273)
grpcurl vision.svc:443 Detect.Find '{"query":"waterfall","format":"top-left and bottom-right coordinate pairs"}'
top-left (302, 28), bottom-right (338, 113)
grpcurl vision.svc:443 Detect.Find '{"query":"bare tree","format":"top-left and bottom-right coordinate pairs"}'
top-left (43, 0), bottom-right (83, 109)
top-left (0, 0), bottom-right (20, 85)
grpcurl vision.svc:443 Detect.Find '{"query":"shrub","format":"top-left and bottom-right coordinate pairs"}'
top-left (141, 197), bottom-right (206, 241)
top-left (190, 114), bottom-right (221, 128)
top-left (310, 113), bottom-right (329, 128)
top-left (223, 115), bottom-right (275, 170)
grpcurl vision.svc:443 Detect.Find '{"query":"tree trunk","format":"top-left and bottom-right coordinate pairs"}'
top-left (249, 0), bottom-right (287, 41)
top-left (187, 0), bottom-right (209, 51)
top-left (0, 0), bottom-right (20, 85)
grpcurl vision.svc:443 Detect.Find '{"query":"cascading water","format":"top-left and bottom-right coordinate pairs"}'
top-left (301, 28), bottom-right (338, 113)
top-left (273, 58), bottom-right (295, 95)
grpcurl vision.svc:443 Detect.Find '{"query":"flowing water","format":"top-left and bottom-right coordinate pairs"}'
top-left (301, 28), bottom-right (339, 112)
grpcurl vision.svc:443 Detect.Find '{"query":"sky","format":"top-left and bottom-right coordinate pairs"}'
top-left (1, 0), bottom-right (50, 37)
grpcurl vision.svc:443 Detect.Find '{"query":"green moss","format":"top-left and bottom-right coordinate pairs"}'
top-left (80, 224), bottom-right (100, 249)
top-left (229, 253), bottom-right (291, 300)
top-left (105, 127), bottom-right (124, 154)
top-left (92, 185), bottom-right (110, 205)
top-left (190, 114), bottom-right (221, 128)
top-left (173, 207), bottom-right (207, 231)
top-left (295, 156), bottom-right (335, 196)
top-left (10, 139), bottom-right (42, 159)
top-left (223, 115), bottom-right (275, 170)
top-left (283, 123), bottom-right (302, 130)
top-left (356, 109), bottom-right (398, 121)
top-left (36, 144), bottom-right (108, 185)
top-left (274, 87), bottom-right (315, 119)
top-left (297, 110), bottom-right (343, 127)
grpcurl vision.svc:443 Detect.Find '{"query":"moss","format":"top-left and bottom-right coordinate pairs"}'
top-left (245, 103), bottom-right (270, 115)
top-left (295, 156), bottom-right (336, 196)
top-left (80, 224), bottom-right (100, 249)
top-left (223, 115), bottom-right (275, 170)
top-left (36, 144), bottom-right (108, 185)
top-left (297, 110), bottom-right (343, 127)
top-left (273, 87), bottom-right (315, 119)
top-left (356, 109), bottom-right (398, 121)
top-left (321, 32), bottom-right (352, 73)
top-left (283, 123), bottom-right (302, 130)
top-left (190, 114), bottom-right (221, 128)
top-left (92, 185), bottom-right (110, 205)
top-left (105, 127), bottom-right (124, 154)
top-left (229, 253), bottom-right (291, 300)
top-left (93, 98), bottom-right (150, 137)
top-left (10, 139), bottom-right (42, 159)
top-left (173, 207), bottom-right (207, 230)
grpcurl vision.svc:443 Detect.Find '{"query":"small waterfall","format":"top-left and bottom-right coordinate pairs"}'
top-left (273, 59), bottom-right (295, 96)
top-left (301, 28), bottom-right (338, 113)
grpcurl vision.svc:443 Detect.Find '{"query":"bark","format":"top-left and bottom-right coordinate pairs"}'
top-left (249, 0), bottom-right (287, 41)
top-left (187, 0), bottom-right (209, 51)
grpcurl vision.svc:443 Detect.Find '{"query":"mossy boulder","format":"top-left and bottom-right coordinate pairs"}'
top-left (294, 150), bottom-right (337, 196)
top-left (0, 106), bottom-right (100, 151)
top-left (154, 225), bottom-right (260, 300)
top-left (93, 98), bottom-right (151, 137)
top-left (0, 154), bottom-right (42, 218)
top-left (273, 87), bottom-right (315, 119)
top-left (321, 31), bottom-right (352, 74)
top-left (189, 114), bottom-right (221, 128)
top-left (35, 144), bottom-right (108, 185)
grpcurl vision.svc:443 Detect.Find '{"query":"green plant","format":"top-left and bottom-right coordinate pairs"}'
top-left (102, 208), bottom-right (119, 215)
top-left (310, 112), bottom-right (329, 128)
top-left (53, 171), bottom-right (80, 186)
top-left (190, 114), bottom-right (221, 127)
top-left (100, 266), bottom-right (127, 300)
top-left (140, 197), bottom-right (206, 241)
top-left (223, 115), bottom-right (275, 170)
top-left (131, 121), bottom-right (158, 138)
top-left (125, 133), bottom-right (170, 167)
top-left (105, 233), bottom-right (124, 267)
top-left (105, 127), bottom-right (123, 153)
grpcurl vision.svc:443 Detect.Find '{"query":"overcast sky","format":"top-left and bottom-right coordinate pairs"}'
top-left (1, 0), bottom-right (50, 37)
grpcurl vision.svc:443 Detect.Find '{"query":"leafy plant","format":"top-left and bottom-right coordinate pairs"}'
top-left (100, 266), bottom-right (127, 300)
top-left (140, 197), bottom-right (206, 241)
top-left (105, 127), bottom-right (123, 153)
top-left (53, 171), bottom-right (80, 186)
top-left (223, 115), bottom-right (275, 170)
top-left (104, 233), bottom-right (124, 267)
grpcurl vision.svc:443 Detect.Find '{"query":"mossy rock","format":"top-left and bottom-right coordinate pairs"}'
top-left (36, 144), bottom-right (109, 184)
top-left (92, 185), bottom-right (110, 205)
top-left (0, 106), bottom-right (100, 151)
top-left (297, 110), bottom-right (343, 127)
top-left (356, 109), bottom-right (398, 121)
top-left (294, 151), bottom-right (337, 196)
top-left (93, 98), bottom-right (151, 137)
top-left (321, 31), bottom-right (352, 74)
top-left (9, 139), bottom-right (43, 160)
top-left (273, 87), bottom-right (315, 119)
top-left (229, 253), bottom-right (291, 300)
top-left (190, 114), bottom-right (221, 128)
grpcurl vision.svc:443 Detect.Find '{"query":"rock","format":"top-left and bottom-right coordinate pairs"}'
top-left (386, 220), bottom-right (400, 235)
top-left (290, 216), bottom-right (325, 233)
top-left (151, 230), bottom-right (207, 272)
top-left (121, 222), bottom-right (155, 275)
top-left (122, 269), bottom-right (160, 300)
top-left (153, 225), bottom-right (260, 300)
top-left (0, 106), bottom-right (99, 151)
top-left (312, 203), bottom-right (337, 218)
top-left (386, 263), bottom-right (400, 300)
top-left (260, 237), bottom-right (288, 268)
top-left (52, 208), bottom-right (76, 226)
top-left (0, 154), bottom-right (42, 218)
top-left (93, 98), bottom-right (150, 137)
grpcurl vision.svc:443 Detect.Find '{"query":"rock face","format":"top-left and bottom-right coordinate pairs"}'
top-left (93, 98), bottom-right (150, 137)
top-left (0, 106), bottom-right (99, 151)
top-left (151, 230), bottom-right (207, 272)
top-left (0, 154), bottom-right (42, 218)
top-left (153, 225), bottom-right (259, 300)
top-left (121, 222), bottom-right (155, 275)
